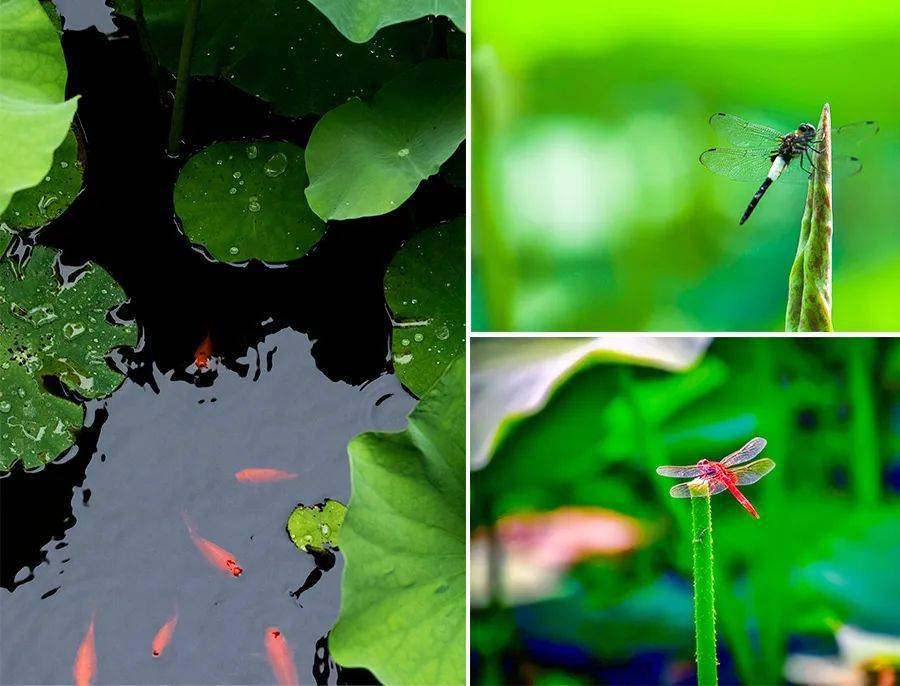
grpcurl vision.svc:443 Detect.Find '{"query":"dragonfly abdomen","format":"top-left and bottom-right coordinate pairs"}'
top-left (739, 156), bottom-right (787, 225)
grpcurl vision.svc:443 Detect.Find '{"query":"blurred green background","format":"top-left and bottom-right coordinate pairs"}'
top-left (471, 337), bottom-right (900, 685)
top-left (472, 1), bottom-right (900, 331)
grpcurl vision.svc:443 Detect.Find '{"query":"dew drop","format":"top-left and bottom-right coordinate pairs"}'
top-left (63, 322), bottom-right (85, 340)
top-left (395, 353), bottom-right (413, 365)
top-left (233, 171), bottom-right (242, 179)
top-left (436, 325), bottom-right (450, 340)
top-left (263, 152), bottom-right (288, 177)
top-left (397, 148), bottom-right (410, 157)
top-left (248, 196), bottom-right (261, 213)
top-left (229, 246), bottom-right (239, 255)
top-left (228, 187), bottom-right (237, 195)
top-left (246, 144), bottom-right (258, 159)
top-left (414, 333), bottom-right (424, 342)
top-left (0, 401), bottom-right (10, 413)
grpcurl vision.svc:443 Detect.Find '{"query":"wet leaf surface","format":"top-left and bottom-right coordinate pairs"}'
top-left (1, 129), bottom-right (83, 229)
top-left (116, 0), bottom-right (430, 117)
top-left (309, 0), bottom-right (465, 43)
top-left (287, 499), bottom-right (347, 551)
top-left (305, 60), bottom-right (465, 220)
top-left (0, 247), bottom-right (135, 471)
top-left (175, 140), bottom-right (324, 264)
top-left (385, 218), bottom-right (464, 397)
top-left (0, 0), bottom-right (78, 214)
top-left (330, 359), bottom-right (465, 685)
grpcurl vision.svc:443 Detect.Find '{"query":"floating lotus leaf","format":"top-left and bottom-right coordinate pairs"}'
top-left (174, 140), bottom-right (324, 264)
top-left (116, 0), bottom-right (430, 117)
top-left (1, 129), bottom-right (83, 229)
top-left (305, 60), bottom-right (465, 220)
top-left (0, 0), bottom-right (79, 215)
top-left (0, 247), bottom-right (136, 471)
top-left (330, 359), bottom-right (465, 686)
top-left (385, 219), bottom-right (464, 397)
top-left (287, 499), bottom-right (347, 551)
top-left (309, 0), bottom-right (465, 43)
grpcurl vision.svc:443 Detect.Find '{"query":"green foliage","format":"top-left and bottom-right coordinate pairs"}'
top-left (786, 104), bottom-right (833, 332)
top-left (0, 0), bottom-right (78, 215)
top-left (309, 0), bottom-right (465, 43)
top-left (287, 499), bottom-right (347, 551)
top-left (0, 247), bottom-right (136, 471)
top-left (330, 359), bottom-right (465, 686)
top-left (116, 0), bottom-right (431, 117)
top-left (471, 338), bottom-right (900, 685)
top-left (1, 129), bottom-right (82, 229)
top-left (174, 140), bottom-right (324, 264)
top-left (305, 60), bottom-right (465, 220)
top-left (385, 219), bottom-right (464, 397)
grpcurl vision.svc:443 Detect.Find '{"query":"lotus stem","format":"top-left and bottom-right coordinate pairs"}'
top-left (690, 482), bottom-right (718, 686)
top-left (167, 0), bottom-right (202, 156)
top-left (786, 103), bottom-right (833, 332)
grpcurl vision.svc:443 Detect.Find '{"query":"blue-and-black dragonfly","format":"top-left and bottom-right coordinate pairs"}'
top-left (700, 113), bottom-right (878, 224)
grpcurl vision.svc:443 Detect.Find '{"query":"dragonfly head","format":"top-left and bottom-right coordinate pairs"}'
top-left (798, 122), bottom-right (816, 136)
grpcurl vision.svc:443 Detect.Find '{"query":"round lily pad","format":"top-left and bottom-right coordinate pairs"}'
top-left (385, 218), bottom-right (464, 397)
top-left (1, 128), bottom-right (83, 229)
top-left (0, 0), bottom-right (79, 215)
top-left (287, 499), bottom-right (347, 551)
top-left (304, 59), bottom-right (465, 221)
top-left (308, 0), bottom-right (465, 43)
top-left (174, 140), bottom-right (325, 264)
top-left (0, 247), bottom-right (136, 472)
top-left (116, 0), bottom-right (430, 117)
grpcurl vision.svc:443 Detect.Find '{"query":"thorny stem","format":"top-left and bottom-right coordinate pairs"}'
top-left (786, 103), bottom-right (833, 332)
top-left (690, 483), bottom-right (718, 686)
top-left (167, 0), bottom-right (202, 156)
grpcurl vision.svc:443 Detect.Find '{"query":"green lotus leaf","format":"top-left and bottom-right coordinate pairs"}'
top-left (287, 499), bottom-right (347, 551)
top-left (174, 140), bottom-right (324, 264)
top-left (115, 0), bottom-right (429, 117)
top-left (309, 0), bottom-right (465, 43)
top-left (330, 359), bottom-right (465, 686)
top-left (1, 128), bottom-right (83, 229)
top-left (0, 247), bottom-right (136, 472)
top-left (385, 219), bottom-right (464, 397)
top-left (0, 0), bottom-right (79, 215)
top-left (305, 59), bottom-right (465, 220)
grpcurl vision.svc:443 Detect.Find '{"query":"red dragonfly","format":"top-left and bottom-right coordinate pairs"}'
top-left (656, 437), bottom-right (775, 519)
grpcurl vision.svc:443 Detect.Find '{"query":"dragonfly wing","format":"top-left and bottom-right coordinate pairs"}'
top-left (669, 479), bottom-right (726, 498)
top-left (700, 148), bottom-right (773, 182)
top-left (832, 120), bottom-right (879, 148)
top-left (656, 465), bottom-right (702, 478)
top-left (831, 155), bottom-right (863, 180)
top-left (720, 437), bottom-right (767, 467)
top-left (709, 113), bottom-right (783, 148)
top-left (778, 152), bottom-right (863, 184)
top-left (732, 458), bottom-right (776, 486)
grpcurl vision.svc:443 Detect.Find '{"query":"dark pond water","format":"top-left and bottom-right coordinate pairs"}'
top-left (1, 2), bottom-right (458, 683)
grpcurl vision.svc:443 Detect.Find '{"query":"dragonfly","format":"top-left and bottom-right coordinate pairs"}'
top-left (655, 437), bottom-right (775, 518)
top-left (700, 113), bottom-right (878, 225)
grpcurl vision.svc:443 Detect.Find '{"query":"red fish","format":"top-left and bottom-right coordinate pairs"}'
top-left (235, 468), bottom-right (298, 483)
top-left (182, 513), bottom-right (243, 577)
top-left (265, 627), bottom-right (299, 686)
top-left (73, 615), bottom-right (97, 686)
top-left (151, 609), bottom-right (178, 658)
top-left (194, 335), bottom-right (213, 369)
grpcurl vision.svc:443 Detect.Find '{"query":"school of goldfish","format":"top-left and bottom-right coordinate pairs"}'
top-left (70, 352), bottom-right (302, 686)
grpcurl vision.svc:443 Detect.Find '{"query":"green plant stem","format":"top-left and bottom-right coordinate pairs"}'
top-left (848, 340), bottom-right (880, 505)
top-left (786, 103), bottom-right (833, 331)
top-left (690, 484), bottom-right (718, 686)
top-left (167, 0), bottom-right (202, 156)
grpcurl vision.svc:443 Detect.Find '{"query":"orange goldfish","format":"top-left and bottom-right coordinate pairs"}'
top-left (194, 335), bottom-right (213, 368)
top-left (73, 614), bottom-right (97, 686)
top-left (265, 627), bottom-right (299, 686)
top-left (182, 513), bottom-right (243, 577)
top-left (151, 609), bottom-right (178, 657)
top-left (235, 468), bottom-right (299, 483)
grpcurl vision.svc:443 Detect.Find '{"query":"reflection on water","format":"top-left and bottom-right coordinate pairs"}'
top-left (0, 329), bottom-right (414, 685)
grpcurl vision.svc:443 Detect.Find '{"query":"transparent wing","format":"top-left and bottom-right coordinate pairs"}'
top-left (771, 154), bottom-right (863, 185)
top-left (656, 465), bottom-right (702, 478)
top-left (731, 458), bottom-right (776, 486)
top-left (708, 113), bottom-right (783, 149)
top-left (832, 154), bottom-right (864, 179)
top-left (720, 437), bottom-right (767, 467)
top-left (669, 479), bottom-right (727, 498)
top-left (699, 147), bottom-right (773, 182)
top-left (832, 121), bottom-right (879, 148)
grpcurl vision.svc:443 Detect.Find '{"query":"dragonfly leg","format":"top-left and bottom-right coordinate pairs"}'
top-left (806, 151), bottom-right (820, 173)
top-left (799, 154), bottom-right (812, 177)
